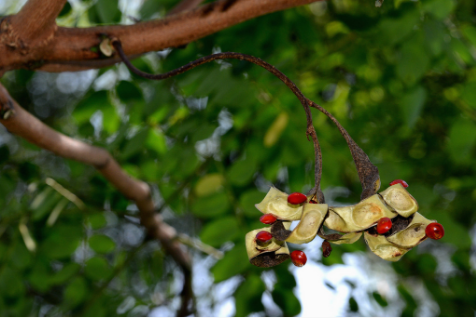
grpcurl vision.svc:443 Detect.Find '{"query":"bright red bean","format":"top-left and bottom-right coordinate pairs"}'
top-left (290, 250), bottom-right (307, 267)
top-left (426, 223), bottom-right (445, 240)
top-left (377, 217), bottom-right (392, 234)
top-left (287, 192), bottom-right (307, 205)
top-left (260, 214), bottom-right (277, 224)
top-left (389, 179), bottom-right (409, 188)
top-left (256, 231), bottom-right (273, 243)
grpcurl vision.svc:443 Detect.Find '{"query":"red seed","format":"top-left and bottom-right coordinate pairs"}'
top-left (377, 217), bottom-right (392, 234)
top-left (260, 214), bottom-right (277, 225)
top-left (426, 223), bottom-right (445, 240)
top-left (322, 240), bottom-right (332, 258)
top-left (290, 250), bottom-right (307, 267)
top-left (287, 192), bottom-right (307, 205)
top-left (389, 179), bottom-right (409, 188)
top-left (309, 199), bottom-right (318, 204)
top-left (256, 231), bottom-right (273, 243)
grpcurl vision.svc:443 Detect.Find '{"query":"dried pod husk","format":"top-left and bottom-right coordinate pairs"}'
top-left (286, 204), bottom-right (328, 244)
top-left (245, 228), bottom-right (290, 268)
top-left (246, 228), bottom-right (281, 253)
top-left (324, 194), bottom-right (396, 233)
top-left (328, 231), bottom-right (363, 245)
top-left (379, 183), bottom-right (418, 217)
top-left (255, 187), bottom-right (303, 221)
top-left (386, 212), bottom-right (433, 248)
top-left (364, 231), bottom-right (410, 262)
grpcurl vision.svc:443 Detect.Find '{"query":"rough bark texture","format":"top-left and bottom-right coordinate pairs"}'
top-left (0, 0), bottom-right (320, 73)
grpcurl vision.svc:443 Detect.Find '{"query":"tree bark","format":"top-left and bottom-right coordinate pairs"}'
top-left (0, 0), bottom-right (320, 73)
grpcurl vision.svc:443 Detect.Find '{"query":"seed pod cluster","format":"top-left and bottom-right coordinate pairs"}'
top-left (245, 180), bottom-right (444, 267)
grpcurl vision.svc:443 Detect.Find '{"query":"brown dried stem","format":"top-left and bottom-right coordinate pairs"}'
top-left (112, 38), bottom-right (325, 202)
top-left (307, 99), bottom-right (380, 200)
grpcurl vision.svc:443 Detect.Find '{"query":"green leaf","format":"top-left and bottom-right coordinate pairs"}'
top-left (199, 216), bottom-right (239, 247)
top-left (194, 174), bottom-right (225, 197)
top-left (116, 81), bottom-right (143, 103)
top-left (461, 82), bottom-right (476, 108)
top-left (447, 118), bottom-right (476, 164)
top-left (211, 244), bottom-right (250, 282)
top-left (58, 1), bottom-right (72, 17)
top-left (227, 158), bottom-right (257, 186)
top-left (396, 44), bottom-right (430, 85)
top-left (191, 191), bottom-right (230, 218)
top-left (85, 256), bottom-right (111, 281)
top-left (399, 86), bottom-right (426, 129)
top-left (239, 190), bottom-right (266, 217)
top-left (235, 274), bottom-right (266, 316)
top-left (89, 235), bottom-right (116, 254)
top-left (0, 267), bottom-right (25, 297)
top-left (348, 296), bottom-right (359, 312)
top-left (64, 277), bottom-right (88, 307)
top-left (87, 213), bottom-right (107, 230)
top-left (422, 0), bottom-right (455, 20)
top-left (121, 128), bottom-right (150, 160)
top-left (372, 291), bottom-right (388, 307)
top-left (146, 128), bottom-right (167, 155)
top-left (95, 0), bottom-right (121, 23)
top-left (272, 287), bottom-right (301, 316)
top-left (41, 225), bottom-right (83, 259)
top-left (51, 263), bottom-right (81, 285)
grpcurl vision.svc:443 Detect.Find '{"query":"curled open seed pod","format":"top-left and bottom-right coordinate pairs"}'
top-left (324, 194), bottom-right (396, 233)
top-left (245, 228), bottom-right (290, 268)
top-left (364, 231), bottom-right (410, 262)
top-left (285, 204), bottom-right (328, 244)
top-left (379, 183), bottom-right (418, 218)
top-left (328, 231), bottom-right (363, 245)
top-left (386, 212), bottom-right (433, 248)
top-left (255, 187), bottom-right (304, 221)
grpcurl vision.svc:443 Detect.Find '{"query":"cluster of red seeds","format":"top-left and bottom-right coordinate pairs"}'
top-left (256, 192), bottom-right (310, 267)
top-left (373, 180), bottom-right (445, 240)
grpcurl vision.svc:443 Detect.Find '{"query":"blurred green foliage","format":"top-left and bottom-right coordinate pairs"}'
top-left (1, 0), bottom-right (476, 316)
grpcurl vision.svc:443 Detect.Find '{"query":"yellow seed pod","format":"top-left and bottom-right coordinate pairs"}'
top-left (286, 204), bottom-right (328, 244)
top-left (245, 228), bottom-right (281, 255)
top-left (386, 213), bottom-right (433, 248)
top-left (324, 194), bottom-right (396, 233)
top-left (330, 231), bottom-right (363, 245)
top-left (255, 187), bottom-right (304, 221)
top-left (245, 228), bottom-right (290, 267)
top-left (379, 183), bottom-right (418, 217)
top-left (364, 231), bottom-right (410, 262)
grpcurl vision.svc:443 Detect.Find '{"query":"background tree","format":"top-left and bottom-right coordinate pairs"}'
top-left (0, 0), bottom-right (475, 316)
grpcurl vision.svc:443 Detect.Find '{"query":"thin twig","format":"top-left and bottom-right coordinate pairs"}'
top-left (112, 39), bottom-right (325, 202)
top-left (176, 234), bottom-right (224, 259)
top-left (45, 177), bottom-right (85, 210)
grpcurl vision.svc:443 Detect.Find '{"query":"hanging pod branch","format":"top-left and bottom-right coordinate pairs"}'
top-left (111, 38), bottom-right (325, 203)
top-left (109, 38), bottom-right (445, 268)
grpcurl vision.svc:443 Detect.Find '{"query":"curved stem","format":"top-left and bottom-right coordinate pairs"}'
top-left (307, 99), bottom-right (380, 200)
top-left (112, 39), bottom-right (324, 201)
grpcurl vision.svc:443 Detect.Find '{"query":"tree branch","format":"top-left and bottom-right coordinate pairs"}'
top-left (0, 83), bottom-right (192, 312)
top-left (168, 0), bottom-right (205, 16)
top-left (6, 0), bottom-right (67, 48)
top-left (0, 0), bottom-right (321, 72)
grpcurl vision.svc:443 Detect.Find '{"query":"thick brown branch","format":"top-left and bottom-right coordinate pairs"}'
top-left (168, 0), bottom-right (205, 16)
top-left (7, 0), bottom-right (67, 48)
top-left (0, 83), bottom-right (192, 306)
top-left (0, 0), bottom-right (320, 72)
